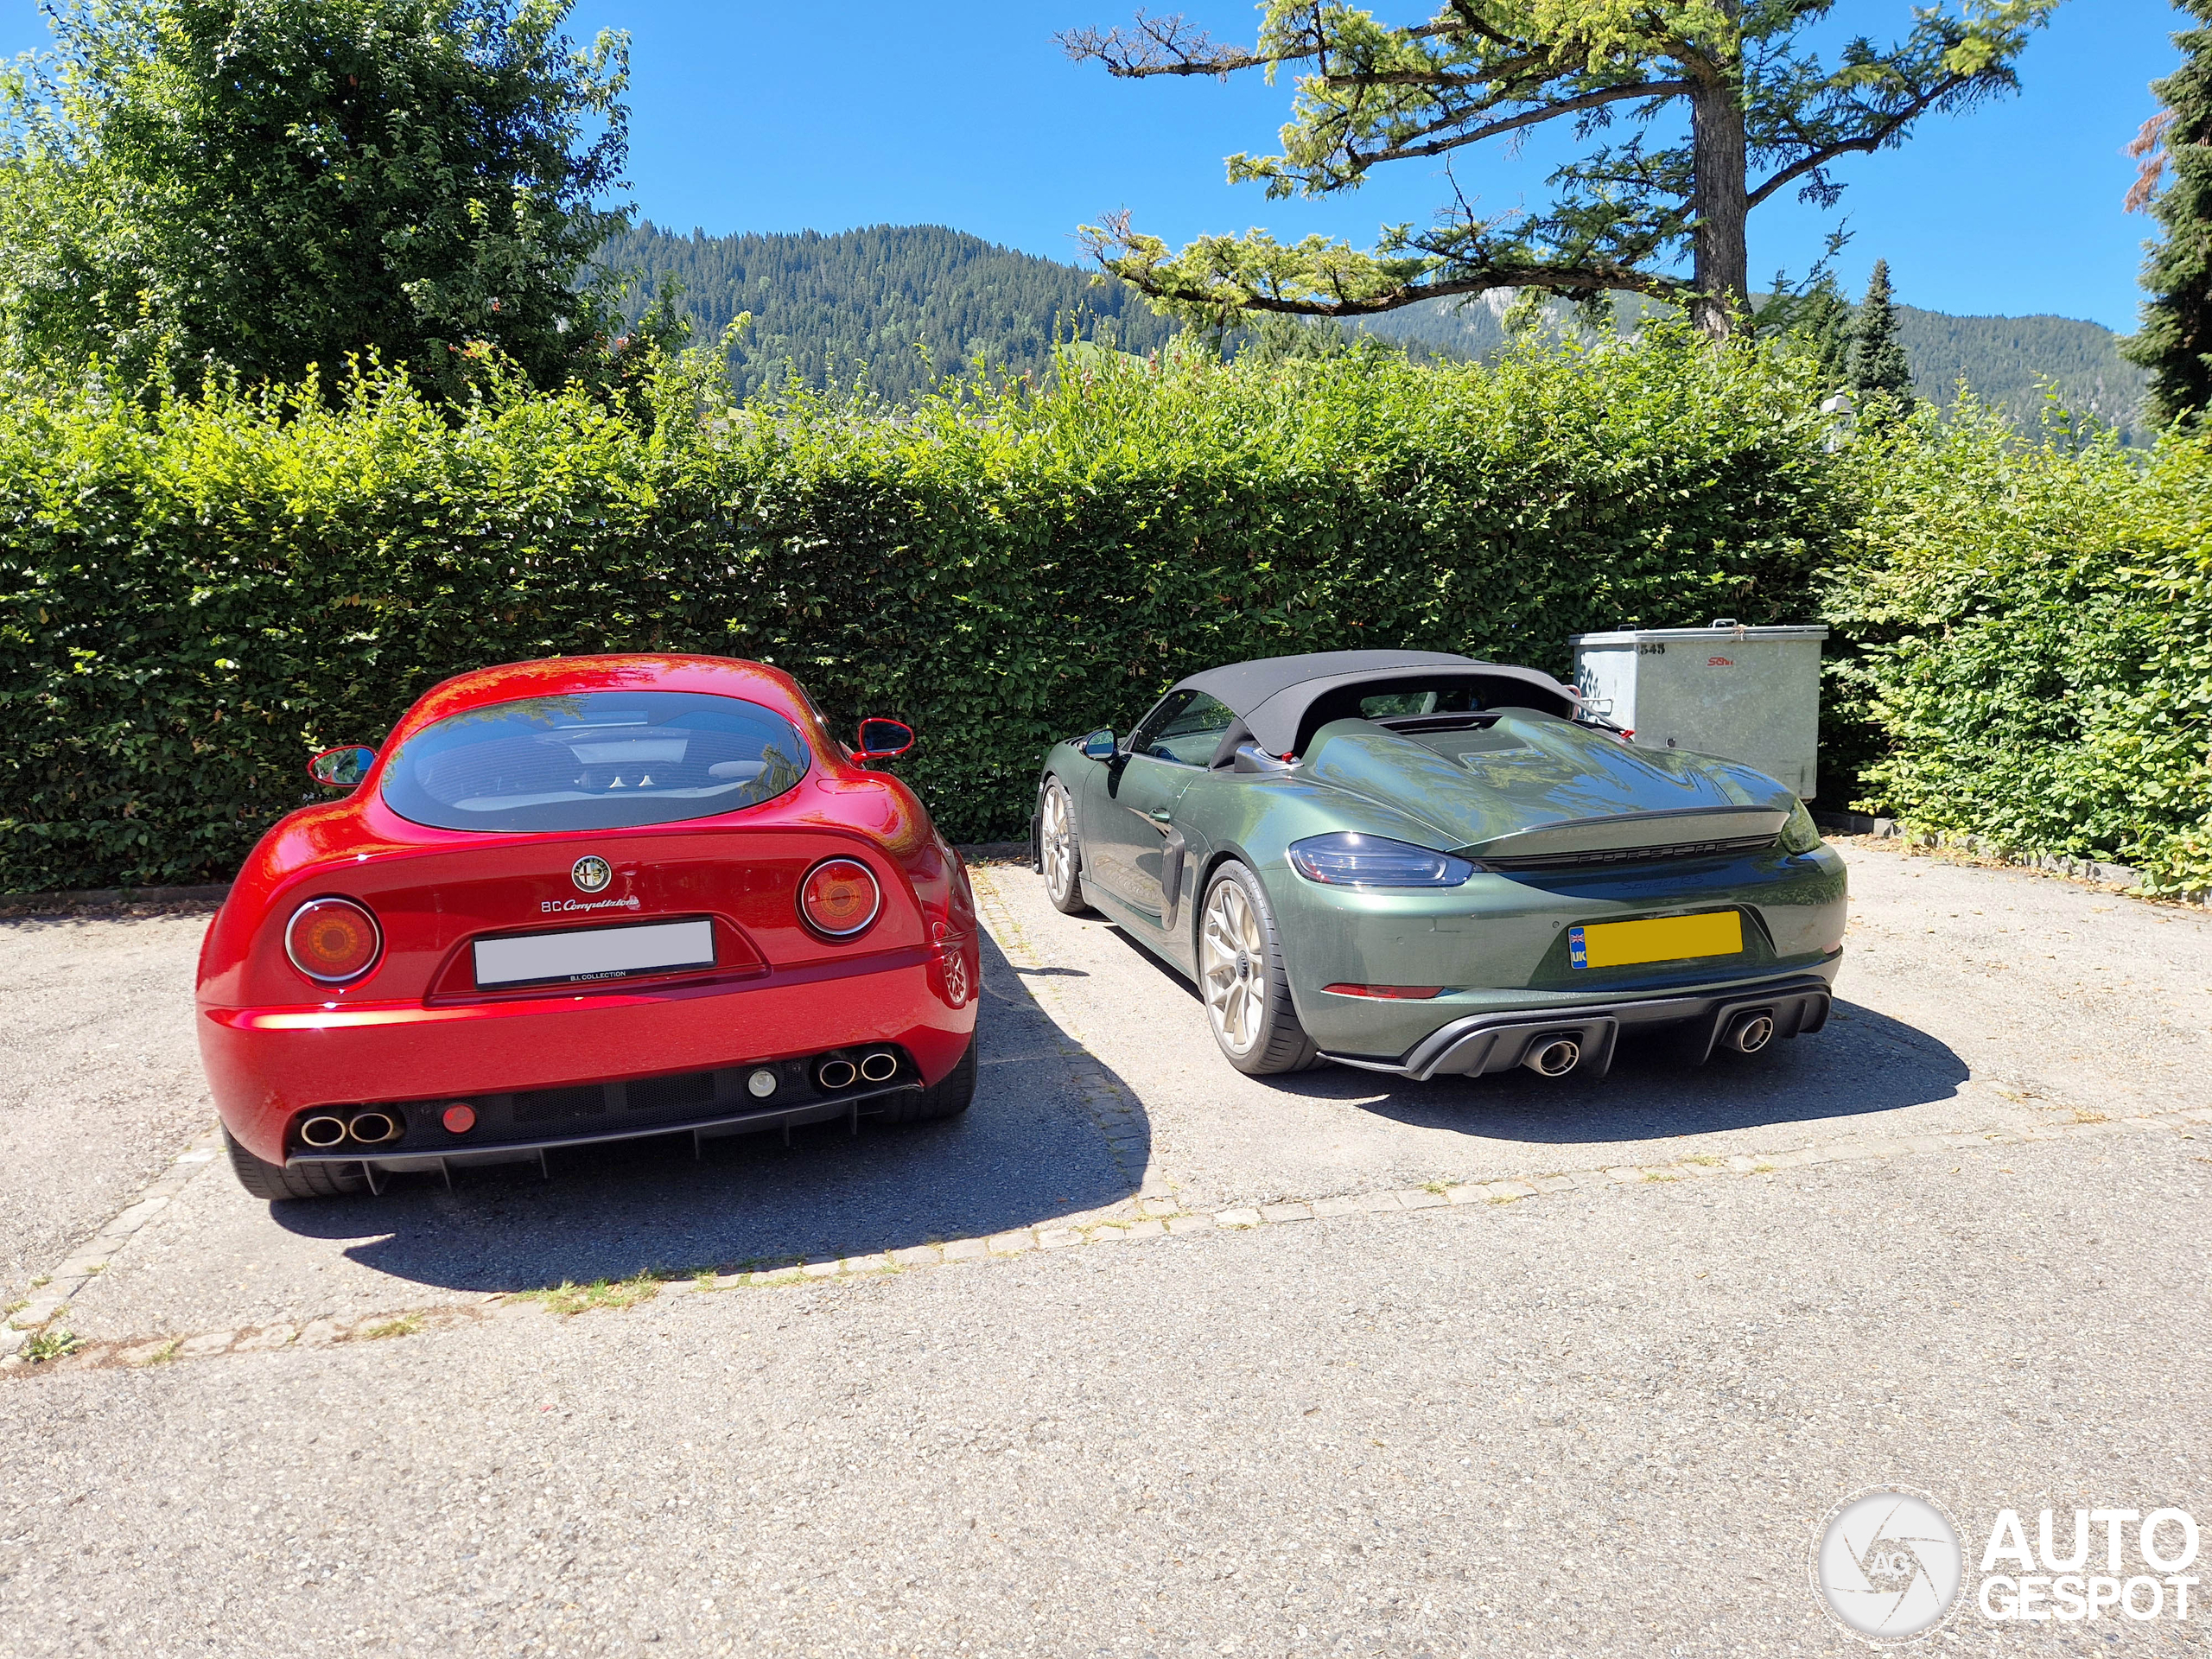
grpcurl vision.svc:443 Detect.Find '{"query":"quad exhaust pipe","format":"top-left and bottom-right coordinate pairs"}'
top-left (816, 1050), bottom-right (902, 1091)
top-left (1523, 1036), bottom-right (1582, 1078)
top-left (297, 1109), bottom-right (404, 1150)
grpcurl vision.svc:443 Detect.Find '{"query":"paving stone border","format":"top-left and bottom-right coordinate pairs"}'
top-left (0, 1126), bottom-right (226, 1363)
top-left (8, 1104), bottom-right (2208, 1379)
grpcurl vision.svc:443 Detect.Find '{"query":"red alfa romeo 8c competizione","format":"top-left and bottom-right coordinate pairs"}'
top-left (196, 654), bottom-right (981, 1201)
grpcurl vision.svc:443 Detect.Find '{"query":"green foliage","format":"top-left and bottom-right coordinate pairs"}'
top-left (595, 223), bottom-right (1180, 404)
top-left (1788, 278), bottom-right (1856, 394)
top-left (0, 327), bottom-right (1842, 891)
top-left (2123, 1), bottom-right (2212, 428)
top-left (1067, 2), bottom-right (2056, 334)
top-left (1825, 404), bottom-right (2212, 894)
top-left (1849, 261), bottom-right (1917, 404)
top-left (0, 0), bottom-right (631, 401)
top-left (1353, 287), bottom-right (2147, 442)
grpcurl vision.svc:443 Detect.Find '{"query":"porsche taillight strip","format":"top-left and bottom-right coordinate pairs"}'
top-left (1478, 834), bottom-right (1778, 872)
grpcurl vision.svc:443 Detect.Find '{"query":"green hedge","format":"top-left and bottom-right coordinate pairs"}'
top-left (1825, 405), bottom-right (2212, 895)
top-left (0, 332), bottom-right (1841, 891)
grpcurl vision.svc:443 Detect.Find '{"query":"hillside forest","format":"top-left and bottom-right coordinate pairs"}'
top-left (602, 223), bottom-right (2152, 441)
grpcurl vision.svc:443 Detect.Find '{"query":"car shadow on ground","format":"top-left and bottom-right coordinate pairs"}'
top-left (1097, 924), bottom-right (1971, 1144)
top-left (264, 929), bottom-right (1147, 1293)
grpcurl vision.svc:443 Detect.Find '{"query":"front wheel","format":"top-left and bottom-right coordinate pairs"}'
top-left (1198, 863), bottom-right (1319, 1076)
top-left (225, 1127), bottom-right (366, 1201)
top-left (1039, 778), bottom-right (1090, 915)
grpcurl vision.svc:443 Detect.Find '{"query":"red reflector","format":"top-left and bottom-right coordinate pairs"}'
top-left (442, 1103), bottom-right (477, 1134)
top-left (799, 857), bottom-right (881, 938)
top-left (1322, 983), bottom-right (1445, 1000)
top-left (285, 898), bottom-right (381, 983)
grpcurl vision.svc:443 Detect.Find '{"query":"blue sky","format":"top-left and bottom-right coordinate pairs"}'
top-left (1, 0), bottom-right (2186, 329)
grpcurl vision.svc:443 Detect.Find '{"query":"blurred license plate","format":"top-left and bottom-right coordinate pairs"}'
top-left (1569, 911), bottom-right (1741, 970)
top-left (474, 918), bottom-right (715, 989)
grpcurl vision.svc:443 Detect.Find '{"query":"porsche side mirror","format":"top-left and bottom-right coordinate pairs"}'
top-left (855, 717), bottom-right (915, 761)
top-left (1081, 729), bottom-right (1117, 760)
top-left (308, 746), bottom-right (377, 788)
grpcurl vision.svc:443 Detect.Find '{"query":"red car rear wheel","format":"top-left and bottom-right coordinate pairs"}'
top-left (876, 1033), bottom-right (977, 1124)
top-left (224, 1127), bottom-right (367, 1202)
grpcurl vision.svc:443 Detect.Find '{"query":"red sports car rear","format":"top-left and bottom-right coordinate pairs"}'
top-left (195, 654), bottom-right (980, 1200)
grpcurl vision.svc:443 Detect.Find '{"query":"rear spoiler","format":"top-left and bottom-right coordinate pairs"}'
top-left (1465, 805), bottom-right (1789, 867)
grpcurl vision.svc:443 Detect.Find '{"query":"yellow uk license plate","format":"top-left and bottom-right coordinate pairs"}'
top-left (1569, 911), bottom-right (1742, 969)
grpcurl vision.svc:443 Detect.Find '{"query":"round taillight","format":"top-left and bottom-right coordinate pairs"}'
top-left (798, 857), bottom-right (881, 938)
top-left (285, 897), bottom-right (382, 983)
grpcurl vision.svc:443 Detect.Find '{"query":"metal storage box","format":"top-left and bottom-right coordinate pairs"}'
top-left (1568, 621), bottom-right (1828, 798)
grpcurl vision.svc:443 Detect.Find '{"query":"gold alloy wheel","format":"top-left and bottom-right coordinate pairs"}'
top-left (1041, 783), bottom-right (1077, 903)
top-left (1201, 876), bottom-right (1266, 1057)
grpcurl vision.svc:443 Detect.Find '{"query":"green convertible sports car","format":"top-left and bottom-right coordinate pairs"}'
top-left (1029, 650), bottom-right (1847, 1079)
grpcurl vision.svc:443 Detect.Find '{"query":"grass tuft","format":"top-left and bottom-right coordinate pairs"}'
top-left (21, 1328), bottom-right (83, 1363)
top-left (360, 1315), bottom-right (423, 1340)
top-left (520, 1270), bottom-right (664, 1317)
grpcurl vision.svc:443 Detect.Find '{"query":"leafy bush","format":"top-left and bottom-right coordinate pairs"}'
top-left (0, 328), bottom-right (1840, 890)
top-left (1825, 404), bottom-right (2212, 895)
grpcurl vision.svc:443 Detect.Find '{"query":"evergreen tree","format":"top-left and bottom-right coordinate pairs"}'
top-left (1065, 2), bottom-right (2055, 340)
top-left (1785, 276), bottom-right (1856, 391)
top-left (1850, 261), bottom-right (1917, 403)
top-left (2123, 2), bottom-right (2212, 426)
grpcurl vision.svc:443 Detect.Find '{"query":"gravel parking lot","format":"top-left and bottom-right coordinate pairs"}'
top-left (1, 841), bottom-right (2207, 1656)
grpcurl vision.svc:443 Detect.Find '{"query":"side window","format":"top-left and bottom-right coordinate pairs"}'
top-left (1136, 692), bottom-right (1238, 767)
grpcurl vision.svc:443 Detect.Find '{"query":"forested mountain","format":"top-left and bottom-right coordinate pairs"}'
top-left (1353, 292), bottom-right (2152, 443)
top-left (606, 223), bottom-right (2150, 440)
top-left (598, 222), bottom-right (1176, 402)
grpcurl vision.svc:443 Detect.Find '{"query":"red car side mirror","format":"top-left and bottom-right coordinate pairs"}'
top-left (855, 718), bottom-right (915, 762)
top-left (308, 745), bottom-right (377, 788)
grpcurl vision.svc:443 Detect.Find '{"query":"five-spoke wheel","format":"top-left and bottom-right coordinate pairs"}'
top-left (1040, 779), bottom-right (1089, 915)
top-left (1198, 862), bottom-right (1318, 1075)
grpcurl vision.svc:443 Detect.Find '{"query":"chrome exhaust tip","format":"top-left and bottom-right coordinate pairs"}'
top-left (858, 1051), bottom-right (899, 1084)
top-left (817, 1058), bottom-right (858, 1091)
top-left (1523, 1037), bottom-right (1582, 1078)
top-left (347, 1110), bottom-right (400, 1145)
top-left (1725, 1012), bottom-right (1776, 1055)
top-left (298, 1115), bottom-right (349, 1148)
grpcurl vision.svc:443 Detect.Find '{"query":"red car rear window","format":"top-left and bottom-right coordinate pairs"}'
top-left (380, 691), bottom-right (811, 833)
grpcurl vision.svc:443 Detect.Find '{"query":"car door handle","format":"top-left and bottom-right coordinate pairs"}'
top-left (1147, 808), bottom-right (1173, 823)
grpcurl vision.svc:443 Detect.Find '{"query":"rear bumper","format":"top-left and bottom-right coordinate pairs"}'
top-left (1321, 971), bottom-right (1836, 1081)
top-left (200, 947), bottom-right (975, 1165)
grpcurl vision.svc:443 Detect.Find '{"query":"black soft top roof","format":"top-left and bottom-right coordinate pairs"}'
top-left (1171, 650), bottom-right (1579, 758)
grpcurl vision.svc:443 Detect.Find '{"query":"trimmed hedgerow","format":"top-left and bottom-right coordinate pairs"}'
top-left (0, 330), bottom-right (1840, 891)
top-left (1825, 404), bottom-right (2212, 897)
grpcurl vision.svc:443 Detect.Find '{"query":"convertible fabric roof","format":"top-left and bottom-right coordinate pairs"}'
top-left (1171, 650), bottom-right (1580, 757)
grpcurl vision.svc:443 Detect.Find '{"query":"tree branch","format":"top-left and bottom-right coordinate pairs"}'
top-left (1742, 78), bottom-right (1967, 210)
top-left (1344, 80), bottom-right (1692, 168)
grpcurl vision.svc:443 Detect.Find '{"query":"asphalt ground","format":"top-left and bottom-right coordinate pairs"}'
top-left (1, 841), bottom-right (2208, 1656)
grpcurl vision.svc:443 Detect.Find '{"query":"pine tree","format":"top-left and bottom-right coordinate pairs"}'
top-left (1788, 276), bottom-right (1856, 391)
top-left (1849, 260), bottom-right (1917, 404)
top-left (2123, 2), bottom-right (2212, 426)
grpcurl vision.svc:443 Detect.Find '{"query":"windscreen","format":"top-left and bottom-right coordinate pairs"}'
top-left (379, 691), bottom-right (811, 833)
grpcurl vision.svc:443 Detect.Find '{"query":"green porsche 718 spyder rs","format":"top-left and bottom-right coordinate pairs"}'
top-left (1028, 649), bottom-right (1847, 1079)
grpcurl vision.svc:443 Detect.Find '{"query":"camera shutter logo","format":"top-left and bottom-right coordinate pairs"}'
top-left (570, 855), bottom-right (613, 894)
top-left (1811, 1488), bottom-right (1965, 1643)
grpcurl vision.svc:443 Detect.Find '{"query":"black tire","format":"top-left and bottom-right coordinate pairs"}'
top-left (877, 1033), bottom-right (978, 1124)
top-left (225, 1127), bottom-right (366, 1201)
top-left (1196, 861), bottom-right (1320, 1077)
top-left (1039, 777), bottom-right (1091, 916)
